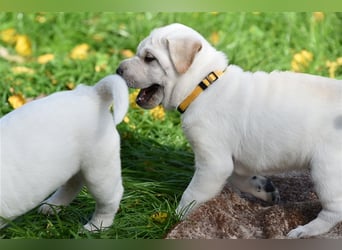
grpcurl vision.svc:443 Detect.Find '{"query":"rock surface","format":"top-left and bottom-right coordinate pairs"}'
top-left (166, 170), bottom-right (342, 239)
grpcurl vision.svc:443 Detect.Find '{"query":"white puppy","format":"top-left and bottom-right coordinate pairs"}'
top-left (0, 75), bottom-right (128, 231)
top-left (117, 23), bottom-right (342, 238)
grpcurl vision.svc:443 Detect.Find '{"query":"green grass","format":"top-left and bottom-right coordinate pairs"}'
top-left (0, 12), bottom-right (341, 239)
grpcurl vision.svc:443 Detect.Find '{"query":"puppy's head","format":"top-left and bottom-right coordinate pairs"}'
top-left (117, 23), bottom-right (209, 109)
top-left (117, 23), bottom-right (227, 110)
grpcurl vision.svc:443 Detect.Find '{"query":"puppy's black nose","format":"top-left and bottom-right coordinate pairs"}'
top-left (116, 67), bottom-right (123, 76)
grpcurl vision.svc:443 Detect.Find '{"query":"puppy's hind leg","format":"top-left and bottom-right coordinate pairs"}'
top-left (82, 146), bottom-right (123, 232)
top-left (228, 171), bottom-right (280, 203)
top-left (288, 146), bottom-right (342, 238)
top-left (38, 172), bottom-right (84, 215)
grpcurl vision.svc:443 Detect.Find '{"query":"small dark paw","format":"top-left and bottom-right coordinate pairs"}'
top-left (265, 179), bottom-right (280, 203)
top-left (264, 179), bottom-right (275, 192)
top-left (271, 188), bottom-right (280, 204)
top-left (250, 176), bottom-right (280, 204)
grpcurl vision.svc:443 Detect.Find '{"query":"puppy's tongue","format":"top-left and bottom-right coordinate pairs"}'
top-left (136, 84), bottom-right (159, 107)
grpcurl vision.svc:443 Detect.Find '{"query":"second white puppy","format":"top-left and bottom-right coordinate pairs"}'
top-left (117, 23), bottom-right (342, 238)
top-left (0, 75), bottom-right (128, 231)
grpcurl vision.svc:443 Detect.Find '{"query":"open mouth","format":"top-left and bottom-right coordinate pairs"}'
top-left (136, 84), bottom-right (164, 109)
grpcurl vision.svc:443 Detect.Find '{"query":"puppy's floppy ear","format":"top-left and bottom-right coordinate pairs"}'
top-left (167, 36), bottom-right (202, 74)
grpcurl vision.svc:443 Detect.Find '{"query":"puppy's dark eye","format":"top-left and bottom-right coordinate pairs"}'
top-left (144, 53), bottom-right (155, 63)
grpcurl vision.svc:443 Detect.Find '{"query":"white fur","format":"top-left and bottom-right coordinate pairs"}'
top-left (117, 23), bottom-right (342, 238)
top-left (0, 75), bottom-right (128, 231)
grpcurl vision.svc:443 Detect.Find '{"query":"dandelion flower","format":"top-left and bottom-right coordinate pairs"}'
top-left (8, 93), bottom-right (26, 109)
top-left (0, 28), bottom-right (17, 44)
top-left (326, 60), bottom-right (339, 78)
top-left (37, 53), bottom-right (54, 64)
top-left (70, 43), bottom-right (90, 60)
top-left (66, 82), bottom-right (75, 90)
top-left (123, 115), bottom-right (130, 123)
top-left (209, 31), bottom-right (220, 45)
top-left (15, 35), bottom-right (32, 57)
top-left (301, 50), bottom-right (313, 62)
top-left (94, 53), bottom-right (109, 72)
top-left (95, 64), bottom-right (107, 72)
top-left (150, 212), bottom-right (168, 223)
top-left (35, 15), bottom-right (47, 23)
top-left (291, 61), bottom-right (301, 72)
top-left (123, 115), bottom-right (136, 130)
top-left (92, 33), bottom-right (105, 42)
top-left (11, 66), bottom-right (35, 75)
top-left (337, 57), bottom-right (342, 66)
top-left (313, 12), bottom-right (324, 22)
top-left (120, 49), bottom-right (134, 58)
top-left (129, 90), bottom-right (140, 109)
top-left (150, 105), bottom-right (165, 120)
top-left (293, 53), bottom-right (306, 65)
top-left (291, 49), bottom-right (313, 72)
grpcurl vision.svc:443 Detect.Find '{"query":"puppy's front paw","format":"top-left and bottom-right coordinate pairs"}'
top-left (287, 225), bottom-right (307, 238)
top-left (176, 200), bottom-right (197, 220)
top-left (38, 203), bottom-right (62, 215)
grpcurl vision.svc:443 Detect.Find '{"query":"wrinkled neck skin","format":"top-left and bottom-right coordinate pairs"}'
top-left (162, 46), bottom-right (228, 110)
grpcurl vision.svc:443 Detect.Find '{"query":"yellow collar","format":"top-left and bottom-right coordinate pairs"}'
top-left (177, 70), bottom-right (226, 113)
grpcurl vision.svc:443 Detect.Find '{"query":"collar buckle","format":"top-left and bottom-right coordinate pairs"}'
top-left (177, 69), bottom-right (226, 113)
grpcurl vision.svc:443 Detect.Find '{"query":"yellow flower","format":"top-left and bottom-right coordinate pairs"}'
top-left (66, 82), bottom-right (75, 90)
top-left (293, 53), bottom-right (306, 65)
top-left (92, 33), bottom-right (105, 42)
top-left (15, 35), bottom-right (32, 57)
top-left (37, 53), bottom-right (54, 64)
top-left (11, 66), bottom-right (35, 75)
top-left (129, 89), bottom-right (140, 109)
top-left (70, 43), bottom-right (90, 60)
top-left (123, 115), bottom-right (130, 123)
top-left (35, 15), bottom-right (47, 23)
top-left (120, 49), bottom-right (134, 58)
top-left (95, 64), bottom-right (108, 72)
top-left (326, 60), bottom-right (339, 78)
top-left (337, 57), bottom-right (342, 66)
top-left (0, 28), bottom-right (17, 44)
top-left (150, 105), bottom-right (165, 120)
top-left (123, 115), bottom-right (136, 129)
top-left (291, 61), bottom-right (301, 72)
top-left (301, 50), bottom-right (313, 62)
top-left (94, 53), bottom-right (109, 72)
top-left (209, 31), bottom-right (220, 46)
top-left (150, 212), bottom-right (168, 223)
top-left (8, 93), bottom-right (26, 109)
top-left (313, 12), bottom-right (324, 22)
top-left (291, 50), bottom-right (313, 72)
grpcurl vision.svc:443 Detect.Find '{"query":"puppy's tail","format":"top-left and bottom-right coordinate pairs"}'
top-left (94, 74), bottom-right (129, 125)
